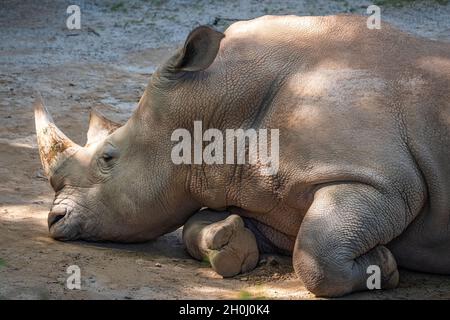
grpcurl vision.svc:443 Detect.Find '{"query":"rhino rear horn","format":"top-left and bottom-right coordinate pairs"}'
top-left (34, 94), bottom-right (80, 177)
top-left (86, 109), bottom-right (122, 146)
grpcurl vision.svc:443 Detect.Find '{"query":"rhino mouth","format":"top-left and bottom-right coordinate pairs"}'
top-left (47, 203), bottom-right (81, 240)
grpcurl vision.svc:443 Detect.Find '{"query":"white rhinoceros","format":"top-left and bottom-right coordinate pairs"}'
top-left (34, 15), bottom-right (450, 297)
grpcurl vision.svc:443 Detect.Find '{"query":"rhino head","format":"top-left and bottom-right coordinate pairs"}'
top-left (35, 26), bottom-right (224, 242)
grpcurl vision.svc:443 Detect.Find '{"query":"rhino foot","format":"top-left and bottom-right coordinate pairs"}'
top-left (183, 211), bottom-right (259, 277)
top-left (293, 183), bottom-right (406, 297)
top-left (370, 245), bottom-right (399, 289)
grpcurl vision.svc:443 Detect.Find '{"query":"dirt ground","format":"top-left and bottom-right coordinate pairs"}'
top-left (1, 0), bottom-right (450, 300)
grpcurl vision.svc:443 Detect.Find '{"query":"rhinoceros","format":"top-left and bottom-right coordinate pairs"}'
top-left (34, 15), bottom-right (450, 297)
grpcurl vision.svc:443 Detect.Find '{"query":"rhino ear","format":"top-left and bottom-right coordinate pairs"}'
top-left (171, 25), bottom-right (224, 72)
top-left (86, 109), bottom-right (122, 146)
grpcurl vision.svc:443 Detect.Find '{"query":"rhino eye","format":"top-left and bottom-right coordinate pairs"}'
top-left (99, 144), bottom-right (119, 166)
top-left (98, 151), bottom-right (116, 173)
top-left (102, 153), bottom-right (114, 162)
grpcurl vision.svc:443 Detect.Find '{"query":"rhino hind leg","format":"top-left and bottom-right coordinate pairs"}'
top-left (292, 183), bottom-right (419, 297)
top-left (183, 210), bottom-right (259, 277)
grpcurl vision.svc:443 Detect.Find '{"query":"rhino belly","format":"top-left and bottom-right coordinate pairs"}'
top-left (388, 205), bottom-right (450, 274)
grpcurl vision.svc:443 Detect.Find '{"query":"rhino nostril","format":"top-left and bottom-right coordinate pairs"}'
top-left (48, 207), bottom-right (67, 228)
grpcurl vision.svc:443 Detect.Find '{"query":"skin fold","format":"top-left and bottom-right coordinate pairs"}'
top-left (35, 15), bottom-right (450, 297)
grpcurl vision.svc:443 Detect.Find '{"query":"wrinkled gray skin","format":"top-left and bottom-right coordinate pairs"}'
top-left (35, 15), bottom-right (450, 297)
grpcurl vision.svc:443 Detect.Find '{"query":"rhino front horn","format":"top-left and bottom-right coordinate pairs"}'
top-left (34, 94), bottom-right (80, 177)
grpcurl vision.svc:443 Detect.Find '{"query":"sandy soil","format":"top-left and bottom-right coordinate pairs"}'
top-left (1, 0), bottom-right (450, 299)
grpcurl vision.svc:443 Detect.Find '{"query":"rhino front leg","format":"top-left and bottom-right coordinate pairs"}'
top-left (294, 183), bottom-right (417, 297)
top-left (183, 210), bottom-right (259, 277)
